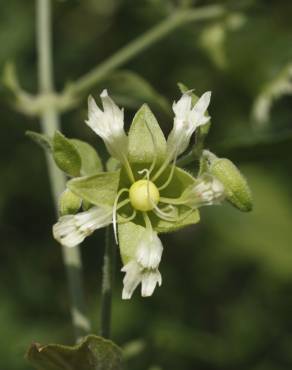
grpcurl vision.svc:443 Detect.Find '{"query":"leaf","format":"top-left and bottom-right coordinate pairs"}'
top-left (26, 131), bottom-right (52, 152)
top-left (26, 334), bottom-right (123, 370)
top-left (67, 171), bottom-right (120, 207)
top-left (118, 219), bottom-right (146, 264)
top-left (128, 104), bottom-right (167, 164)
top-left (153, 166), bottom-right (200, 233)
top-left (53, 131), bottom-right (81, 177)
top-left (70, 139), bottom-right (103, 175)
top-left (103, 70), bottom-right (171, 115)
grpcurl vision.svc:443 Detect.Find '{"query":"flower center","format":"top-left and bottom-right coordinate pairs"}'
top-left (129, 180), bottom-right (160, 212)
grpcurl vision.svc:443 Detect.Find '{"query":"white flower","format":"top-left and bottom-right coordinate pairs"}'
top-left (141, 269), bottom-right (162, 297)
top-left (167, 91), bottom-right (211, 160)
top-left (121, 261), bottom-right (162, 299)
top-left (136, 230), bottom-right (163, 269)
top-left (53, 206), bottom-right (112, 248)
top-left (86, 90), bottom-right (128, 162)
top-left (182, 174), bottom-right (225, 208)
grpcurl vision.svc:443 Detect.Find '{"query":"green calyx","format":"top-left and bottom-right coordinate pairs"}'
top-left (209, 156), bottom-right (253, 212)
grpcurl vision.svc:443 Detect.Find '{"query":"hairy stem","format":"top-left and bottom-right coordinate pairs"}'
top-left (63, 5), bottom-right (225, 100)
top-left (100, 226), bottom-right (116, 339)
top-left (36, 0), bottom-right (90, 341)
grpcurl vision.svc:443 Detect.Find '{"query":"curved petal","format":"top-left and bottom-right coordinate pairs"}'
top-left (53, 206), bottom-right (112, 248)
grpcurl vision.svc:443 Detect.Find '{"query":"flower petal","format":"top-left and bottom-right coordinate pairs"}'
top-left (136, 230), bottom-right (163, 269)
top-left (86, 90), bottom-right (128, 162)
top-left (121, 261), bottom-right (142, 299)
top-left (182, 174), bottom-right (225, 208)
top-left (53, 206), bottom-right (112, 247)
top-left (141, 270), bottom-right (162, 297)
top-left (167, 91), bottom-right (212, 160)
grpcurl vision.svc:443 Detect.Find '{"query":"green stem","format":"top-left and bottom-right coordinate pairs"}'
top-left (64, 5), bottom-right (225, 99)
top-left (36, 0), bottom-right (90, 341)
top-left (100, 226), bottom-right (116, 339)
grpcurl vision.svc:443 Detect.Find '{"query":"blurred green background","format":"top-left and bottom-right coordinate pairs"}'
top-left (1, 0), bottom-right (292, 369)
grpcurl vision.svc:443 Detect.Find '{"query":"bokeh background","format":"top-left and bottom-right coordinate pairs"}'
top-left (1, 0), bottom-right (292, 369)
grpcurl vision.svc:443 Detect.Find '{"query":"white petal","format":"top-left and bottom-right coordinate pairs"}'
top-left (193, 91), bottom-right (211, 115)
top-left (53, 206), bottom-right (112, 248)
top-left (121, 261), bottom-right (142, 300)
top-left (141, 270), bottom-right (162, 297)
top-left (136, 231), bottom-right (163, 269)
top-left (85, 92), bottom-right (128, 161)
top-left (167, 91), bottom-right (212, 160)
top-left (183, 174), bottom-right (225, 207)
top-left (172, 93), bottom-right (192, 120)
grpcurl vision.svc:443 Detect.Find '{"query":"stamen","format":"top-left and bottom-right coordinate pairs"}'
top-left (142, 212), bottom-right (153, 232)
top-left (144, 120), bottom-right (158, 177)
top-left (152, 131), bottom-right (185, 182)
top-left (113, 188), bottom-right (130, 244)
top-left (159, 196), bottom-right (184, 205)
top-left (153, 205), bottom-right (177, 222)
top-left (119, 209), bottom-right (137, 224)
top-left (158, 155), bottom-right (177, 191)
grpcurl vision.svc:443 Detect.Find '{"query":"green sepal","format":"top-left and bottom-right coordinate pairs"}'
top-left (152, 166), bottom-right (200, 233)
top-left (67, 171), bottom-right (120, 207)
top-left (70, 139), bottom-right (103, 175)
top-left (153, 207), bottom-right (200, 233)
top-left (106, 157), bottom-right (121, 172)
top-left (210, 157), bottom-right (253, 212)
top-left (25, 334), bottom-right (123, 370)
top-left (128, 104), bottom-right (167, 164)
top-left (26, 130), bottom-right (52, 152)
top-left (118, 219), bottom-right (146, 265)
top-left (59, 189), bottom-right (82, 216)
top-left (53, 131), bottom-right (81, 177)
top-left (82, 199), bottom-right (93, 211)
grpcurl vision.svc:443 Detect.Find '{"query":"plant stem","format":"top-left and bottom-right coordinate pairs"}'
top-left (100, 226), bottom-right (116, 339)
top-left (36, 0), bottom-right (90, 341)
top-left (64, 5), bottom-right (225, 99)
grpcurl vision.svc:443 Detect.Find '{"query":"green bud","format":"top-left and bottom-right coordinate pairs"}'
top-left (209, 157), bottom-right (253, 212)
top-left (59, 189), bottom-right (82, 216)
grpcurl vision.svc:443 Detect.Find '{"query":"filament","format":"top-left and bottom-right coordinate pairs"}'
top-left (113, 188), bottom-right (130, 244)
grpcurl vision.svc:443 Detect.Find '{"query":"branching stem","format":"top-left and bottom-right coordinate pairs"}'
top-left (100, 226), bottom-right (116, 339)
top-left (36, 0), bottom-right (90, 342)
top-left (62, 5), bottom-right (225, 102)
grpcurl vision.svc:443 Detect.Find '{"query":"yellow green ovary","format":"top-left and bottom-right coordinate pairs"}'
top-left (129, 180), bottom-right (160, 212)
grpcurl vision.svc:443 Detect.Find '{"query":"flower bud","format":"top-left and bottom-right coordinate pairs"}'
top-left (209, 158), bottom-right (253, 212)
top-left (59, 189), bottom-right (82, 216)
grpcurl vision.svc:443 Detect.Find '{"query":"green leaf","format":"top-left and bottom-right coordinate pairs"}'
top-left (26, 334), bottom-right (123, 370)
top-left (128, 104), bottom-right (167, 164)
top-left (67, 171), bottom-right (120, 207)
top-left (26, 131), bottom-right (52, 152)
top-left (118, 219), bottom-right (146, 264)
top-left (153, 166), bottom-right (200, 233)
top-left (103, 70), bottom-right (171, 115)
top-left (53, 131), bottom-right (81, 177)
top-left (70, 139), bottom-right (103, 175)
